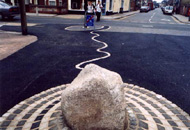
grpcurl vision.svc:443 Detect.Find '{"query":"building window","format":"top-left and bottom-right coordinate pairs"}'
top-left (49, 0), bottom-right (56, 5)
top-left (59, 0), bottom-right (62, 6)
top-left (71, 0), bottom-right (81, 9)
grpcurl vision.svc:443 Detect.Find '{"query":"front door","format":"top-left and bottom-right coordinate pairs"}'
top-left (102, 0), bottom-right (106, 15)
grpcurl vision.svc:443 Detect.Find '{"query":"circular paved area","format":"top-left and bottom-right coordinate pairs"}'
top-left (65, 25), bottom-right (104, 31)
top-left (0, 83), bottom-right (190, 130)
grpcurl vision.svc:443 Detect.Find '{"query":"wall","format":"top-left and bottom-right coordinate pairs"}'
top-left (123, 0), bottom-right (130, 11)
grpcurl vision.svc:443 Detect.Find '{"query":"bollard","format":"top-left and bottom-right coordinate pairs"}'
top-left (36, 6), bottom-right (39, 16)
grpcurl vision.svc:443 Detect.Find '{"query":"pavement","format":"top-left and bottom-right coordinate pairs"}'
top-left (0, 30), bottom-right (37, 60)
top-left (172, 14), bottom-right (190, 24)
top-left (0, 8), bottom-right (190, 129)
top-left (26, 10), bottom-right (139, 20)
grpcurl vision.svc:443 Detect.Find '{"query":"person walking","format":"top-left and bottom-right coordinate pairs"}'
top-left (87, 1), bottom-right (95, 15)
top-left (95, 1), bottom-right (103, 21)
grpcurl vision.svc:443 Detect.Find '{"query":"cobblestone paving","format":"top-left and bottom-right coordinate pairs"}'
top-left (0, 83), bottom-right (190, 130)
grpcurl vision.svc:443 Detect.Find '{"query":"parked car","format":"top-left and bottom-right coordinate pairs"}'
top-left (0, 1), bottom-right (19, 20)
top-left (161, 6), bottom-right (165, 12)
top-left (140, 6), bottom-right (150, 13)
top-left (163, 6), bottom-right (173, 15)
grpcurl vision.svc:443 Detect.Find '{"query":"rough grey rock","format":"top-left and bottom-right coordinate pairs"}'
top-left (61, 64), bottom-right (126, 130)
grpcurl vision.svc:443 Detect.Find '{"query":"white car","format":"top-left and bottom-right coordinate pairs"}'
top-left (163, 6), bottom-right (173, 15)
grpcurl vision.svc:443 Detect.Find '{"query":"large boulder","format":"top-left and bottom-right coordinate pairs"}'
top-left (61, 64), bottom-right (126, 130)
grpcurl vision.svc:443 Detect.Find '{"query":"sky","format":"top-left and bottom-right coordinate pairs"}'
top-left (154, 0), bottom-right (163, 3)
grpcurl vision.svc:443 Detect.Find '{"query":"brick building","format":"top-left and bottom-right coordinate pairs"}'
top-left (4, 0), bottom-right (130, 15)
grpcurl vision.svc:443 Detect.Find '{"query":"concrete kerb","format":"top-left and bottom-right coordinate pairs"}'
top-left (26, 13), bottom-right (58, 17)
top-left (172, 15), bottom-right (190, 24)
top-left (102, 10), bottom-right (139, 20)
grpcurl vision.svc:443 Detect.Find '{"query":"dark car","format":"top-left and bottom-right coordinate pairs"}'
top-left (0, 1), bottom-right (19, 20)
top-left (140, 6), bottom-right (150, 13)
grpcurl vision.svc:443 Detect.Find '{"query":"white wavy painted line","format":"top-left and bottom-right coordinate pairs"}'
top-left (75, 26), bottom-right (111, 70)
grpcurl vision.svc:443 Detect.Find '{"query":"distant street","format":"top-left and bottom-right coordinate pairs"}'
top-left (0, 8), bottom-right (190, 116)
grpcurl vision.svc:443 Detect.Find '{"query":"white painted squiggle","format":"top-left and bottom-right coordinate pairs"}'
top-left (75, 27), bottom-right (111, 70)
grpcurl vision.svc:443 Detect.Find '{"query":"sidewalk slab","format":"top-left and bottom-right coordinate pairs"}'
top-left (173, 14), bottom-right (190, 24)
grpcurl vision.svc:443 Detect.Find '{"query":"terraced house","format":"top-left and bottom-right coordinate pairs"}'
top-left (4, 0), bottom-right (130, 15)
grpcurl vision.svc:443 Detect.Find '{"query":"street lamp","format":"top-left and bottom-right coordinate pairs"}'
top-left (19, 0), bottom-right (27, 35)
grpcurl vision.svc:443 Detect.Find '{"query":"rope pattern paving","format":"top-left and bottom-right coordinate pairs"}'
top-left (0, 83), bottom-right (189, 130)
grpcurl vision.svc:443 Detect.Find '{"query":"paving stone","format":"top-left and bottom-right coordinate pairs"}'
top-left (171, 109), bottom-right (181, 114)
top-left (0, 121), bottom-right (11, 127)
top-left (172, 127), bottom-right (181, 130)
top-left (133, 88), bottom-right (141, 91)
top-left (157, 108), bottom-right (166, 113)
top-left (6, 114), bottom-right (16, 120)
top-left (168, 120), bottom-right (178, 127)
top-left (144, 107), bottom-right (151, 111)
top-left (14, 127), bottom-right (23, 130)
top-left (128, 103), bottom-right (136, 107)
top-left (34, 115), bottom-right (44, 121)
top-left (34, 104), bottom-right (43, 109)
top-left (132, 108), bottom-right (142, 113)
top-left (46, 91), bottom-right (54, 95)
top-left (153, 118), bottom-right (163, 124)
top-left (0, 128), bottom-right (7, 130)
top-left (149, 112), bottom-right (157, 117)
top-left (157, 124), bottom-right (165, 130)
top-left (49, 119), bottom-right (56, 127)
top-left (165, 104), bottom-right (173, 109)
top-left (40, 110), bottom-right (49, 114)
top-left (129, 125), bottom-right (136, 130)
top-left (39, 94), bottom-right (47, 98)
top-left (151, 104), bottom-right (160, 108)
top-left (146, 93), bottom-right (154, 97)
top-left (134, 93), bottom-right (140, 97)
top-left (41, 101), bottom-right (48, 105)
top-left (28, 109), bottom-right (37, 114)
top-left (20, 104), bottom-right (28, 110)
top-left (52, 100), bottom-right (60, 104)
top-left (17, 120), bottom-right (26, 126)
top-left (139, 89), bottom-right (147, 94)
top-left (47, 97), bottom-right (54, 101)
top-left (130, 120), bottom-right (137, 126)
top-left (146, 100), bottom-right (154, 104)
top-left (137, 102), bottom-right (145, 106)
top-left (33, 97), bottom-right (41, 101)
top-left (137, 114), bottom-right (147, 120)
top-left (13, 109), bottom-right (22, 114)
top-left (26, 100), bottom-right (35, 104)
top-left (53, 88), bottom-right (60, 92)
top-left (162, 114), bottom-right (172, 119)
top-left (139, 120), bottom-right (148, 129)
top-left (177, 115), bottom-right (188, 121)
top-left (31, 121), bottom-right (41, 129)
top-left (54, 94), bottom-right (60, 98)
top-left (182, 121), bottom-right (190, 127)
top-left (159, 100), bottom-right (167, 104)
top-left (140, 96), bottom-right (147, 100)
top-left (126, 91), bottom-right (133, 94)
top-left (51, 112), bottom-right (58, 118)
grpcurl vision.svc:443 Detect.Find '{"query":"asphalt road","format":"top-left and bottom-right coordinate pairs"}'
top-left (0, 8), bottom-right (190, 116)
